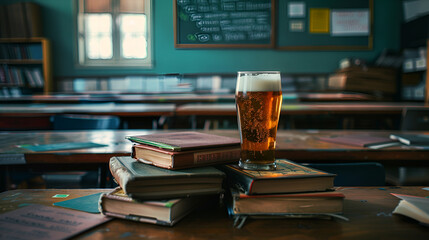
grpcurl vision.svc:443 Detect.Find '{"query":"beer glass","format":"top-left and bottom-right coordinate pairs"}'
top-left (235, 71), bottom-right (282, 170)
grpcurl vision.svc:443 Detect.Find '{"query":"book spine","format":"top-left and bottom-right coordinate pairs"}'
top-left (109, 157), bottom-right (134, 195)
top-left (219, 166), bottom-right (254, 195)
top-left (173, 148), bottom-right (240, 168)
top-left (102, 211), bottom-right (172, 226)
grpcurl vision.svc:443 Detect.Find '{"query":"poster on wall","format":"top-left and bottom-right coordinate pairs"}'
top-left (331, 10), bottom-right (370, 36)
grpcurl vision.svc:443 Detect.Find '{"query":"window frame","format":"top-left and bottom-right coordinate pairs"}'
top-left (76, 0), bottom-right (153, 68)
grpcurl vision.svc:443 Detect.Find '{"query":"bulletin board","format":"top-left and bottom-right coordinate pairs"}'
top-left (277, 0), bottom-right (373, 50)
top-left (174, 0), bottom-right (276, 48)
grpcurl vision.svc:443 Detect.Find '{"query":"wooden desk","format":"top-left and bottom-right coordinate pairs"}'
top-left (0, 187), bottom-right (428, 239)
top-left (176, 102), bottom-right (428, 116)
top-left (1, 129), bottom-right (428, 166)
top-left (176, 102), bottom-right (429, 129)
top-left (0, 103), bottom-right (176, 130)
top-left (0, 103), bottom-right (176, 117)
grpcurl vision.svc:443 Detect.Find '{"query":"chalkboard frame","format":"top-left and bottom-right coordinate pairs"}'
top-left (277, 0), bottom-right (373, 51)
top-left (174, 0), bottom-right (276, 49)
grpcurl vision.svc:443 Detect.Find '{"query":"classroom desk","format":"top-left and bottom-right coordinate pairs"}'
top-left (175, 102), bottom-right (428, 116)
top-left (1, 129), bottom-right (428, 166)
top-left (176, 102), bottom-right (429, 129)
top-left (0, 92), bottom-right (373, 103)
top-left (0, 187), bottom-right (428, 239)
top-left (0, 103), bottom-right (176, 117)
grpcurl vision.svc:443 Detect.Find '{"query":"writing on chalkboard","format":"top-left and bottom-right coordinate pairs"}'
top-left (175, 0), bottom-right (274, 47)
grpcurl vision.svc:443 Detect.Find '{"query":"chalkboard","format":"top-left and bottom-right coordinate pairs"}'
top-left (277, 0), bottom-right (373, 50)
top-left (174, 0), bottom-right (275, 48)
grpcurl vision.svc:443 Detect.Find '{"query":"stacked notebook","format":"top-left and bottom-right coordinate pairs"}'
top-left (99, 132), bottom-right (241, 226)
top-left (219, 160), bottom-right (345, 227)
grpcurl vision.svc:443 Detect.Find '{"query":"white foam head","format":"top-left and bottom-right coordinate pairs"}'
top-left (236, 71), bottom-right (281, 92)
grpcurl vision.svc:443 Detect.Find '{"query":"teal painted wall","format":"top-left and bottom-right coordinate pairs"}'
top-left (3, 0), bottom-right (402, 77)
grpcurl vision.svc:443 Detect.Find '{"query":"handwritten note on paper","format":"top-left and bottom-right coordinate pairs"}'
top-left (331, 10), bottom-right (369, 36)
top-left (0, 204), bottom-right (111, 240)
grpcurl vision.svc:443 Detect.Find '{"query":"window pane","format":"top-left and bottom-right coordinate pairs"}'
top-left (120, 14), bottom-right (147, 59)
top-left (85, 14), bottom-right (113, 59)
top-left (85, 0), bottom-right (111, 13)
top-left (120, 0), bottom-right (145, 13)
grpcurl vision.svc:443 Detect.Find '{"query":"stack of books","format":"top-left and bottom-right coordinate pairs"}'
top-left (219, 160), bottom-right (345, 227)
top-left (99, 131), bottom-right (241, 226)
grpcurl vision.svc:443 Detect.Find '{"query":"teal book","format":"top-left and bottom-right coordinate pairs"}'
top-left (219, 159), bottom-right (336, 195)
top-left (109, 156), bottom-right (225, 200)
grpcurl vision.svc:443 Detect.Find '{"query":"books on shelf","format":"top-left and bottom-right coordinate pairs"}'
top-left (99, 187), bottom-right (208, 226)
top-left (392, 193), bottom-right (429, 226)
top-left (109, 156), bottom-right (225, 200)
top-left (228, 188), bottom-right (345, 216)
top-left (131, 143), bottom-right (240, 170)
top-left (390, 134), bottom-right (429, 146)
top-left (318, 134), bottom-right (400, 149)
top-left (126, 131), bottom-right (240, 152)
top-left (219, 159), bottom-right (336, 195)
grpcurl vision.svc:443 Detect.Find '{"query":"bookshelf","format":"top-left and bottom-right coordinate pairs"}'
top-left (0, 37), bottom-right (52, 95)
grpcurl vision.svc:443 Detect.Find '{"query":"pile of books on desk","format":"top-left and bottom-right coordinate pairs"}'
top-left (99, 132), bottom-right (241, 226)
top-left (99, 131), bottom-right (345, 227)
top-left (219, 160), bottom-right (345, 228)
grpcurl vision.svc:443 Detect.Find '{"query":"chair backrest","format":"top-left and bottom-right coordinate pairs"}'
top-left (303, 162), bottom-right (385, 186)
top-left (401, 108), bottom-right (429, 131)
top-left (51, 114), bottom-right (120, 130)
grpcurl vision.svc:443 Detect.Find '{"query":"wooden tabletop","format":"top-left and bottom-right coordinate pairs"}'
top-left (0, 187), bottom-right (428, 239)
top-left (0, 103), bottom-right (176, 117)
top-left (1, 129), bottom-right (428, 166)
top-left (176, 102), bottom-right (429, 116)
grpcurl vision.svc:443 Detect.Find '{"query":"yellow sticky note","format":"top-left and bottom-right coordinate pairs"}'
top-left (309, 8), bottom-right (330, 33)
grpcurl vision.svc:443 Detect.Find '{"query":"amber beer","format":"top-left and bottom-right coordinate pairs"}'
top-left (235, 71), bottom-right (282, 170)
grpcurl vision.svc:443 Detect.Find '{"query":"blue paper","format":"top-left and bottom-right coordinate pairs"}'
top-left (19, 142), bottom-right (108, 152)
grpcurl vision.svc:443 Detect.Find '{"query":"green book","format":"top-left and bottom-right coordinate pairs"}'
top-left (219, 159), bottom-right (336, 195)
top-left (109, 156), bottom-right (225, 200)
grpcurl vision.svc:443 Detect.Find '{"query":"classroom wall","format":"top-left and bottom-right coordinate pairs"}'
top-left (2, 0), bottom-right (402, 77)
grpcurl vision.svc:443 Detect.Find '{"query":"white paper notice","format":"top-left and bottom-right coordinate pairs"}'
top-left (288, 2), bottom-right (305, 17)
top-left (331, 10), bottom-right (369, 36)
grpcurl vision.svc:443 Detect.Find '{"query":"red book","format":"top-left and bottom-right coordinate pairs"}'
top-left (318, 134), bottom-right (399, 149)
top-left (131, 144), bottom-right (240, 170)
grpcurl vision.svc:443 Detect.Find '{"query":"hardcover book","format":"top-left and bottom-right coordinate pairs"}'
top-left (390, 134), bottom-right (429, 146)
top-left (318, 134), bottom-right (399, 149)
top-left (131, 144), bottom-right (240, 170)
top-left (228, 187), bottom-right (345, 216)
top-left (109, 156), bottom-right (225, 200)
top-left (219, 159), bottom-right (335, 195)
top-left (392, 193), bottom-right (429, 226)
top-left (99, 187), bottom-right (207, 226)
top-left (126, 131), bottom-right (240, 151)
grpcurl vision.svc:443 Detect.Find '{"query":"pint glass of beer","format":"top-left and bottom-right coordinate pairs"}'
top-left (235, 71), bottom-right (282, 170)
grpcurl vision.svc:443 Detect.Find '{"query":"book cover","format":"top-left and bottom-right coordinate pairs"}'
top-left (126, 131), bottom-right (240, 151)
top-left (318, 134), bottom-right (399, 149)
top-left (390, 134), bottom-right (429, 146)
top-left (228, 187), bottom-right (345, 216)
top-left (131, 143), bottom-right (240, 169)
top-left (109, 156), bottom-right (225, 199)
top-left (219, 159), bottom-right (335, 195)
top-left (99, 187), bottom-right (206, 226)
top-left (392, 193), bottom-right (429, 226)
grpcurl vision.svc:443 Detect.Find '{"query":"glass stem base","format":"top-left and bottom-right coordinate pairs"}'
top-left (238, 161), bottom-right (276, 171)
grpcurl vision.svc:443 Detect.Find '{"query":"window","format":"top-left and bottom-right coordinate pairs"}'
top-left (77, 0), bottom-right (152, 67)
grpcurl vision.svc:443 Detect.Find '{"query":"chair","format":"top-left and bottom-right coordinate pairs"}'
top-left (41, 114), bottom-right (121, 188)
top-left (400, 108), bottom-right (429, 131)
top-left (51, 114), bottom-right (120, 130)
top-left (386, 108), bottom-right (429, 185)
top-left (302, 162), bottom-right (385, 186)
